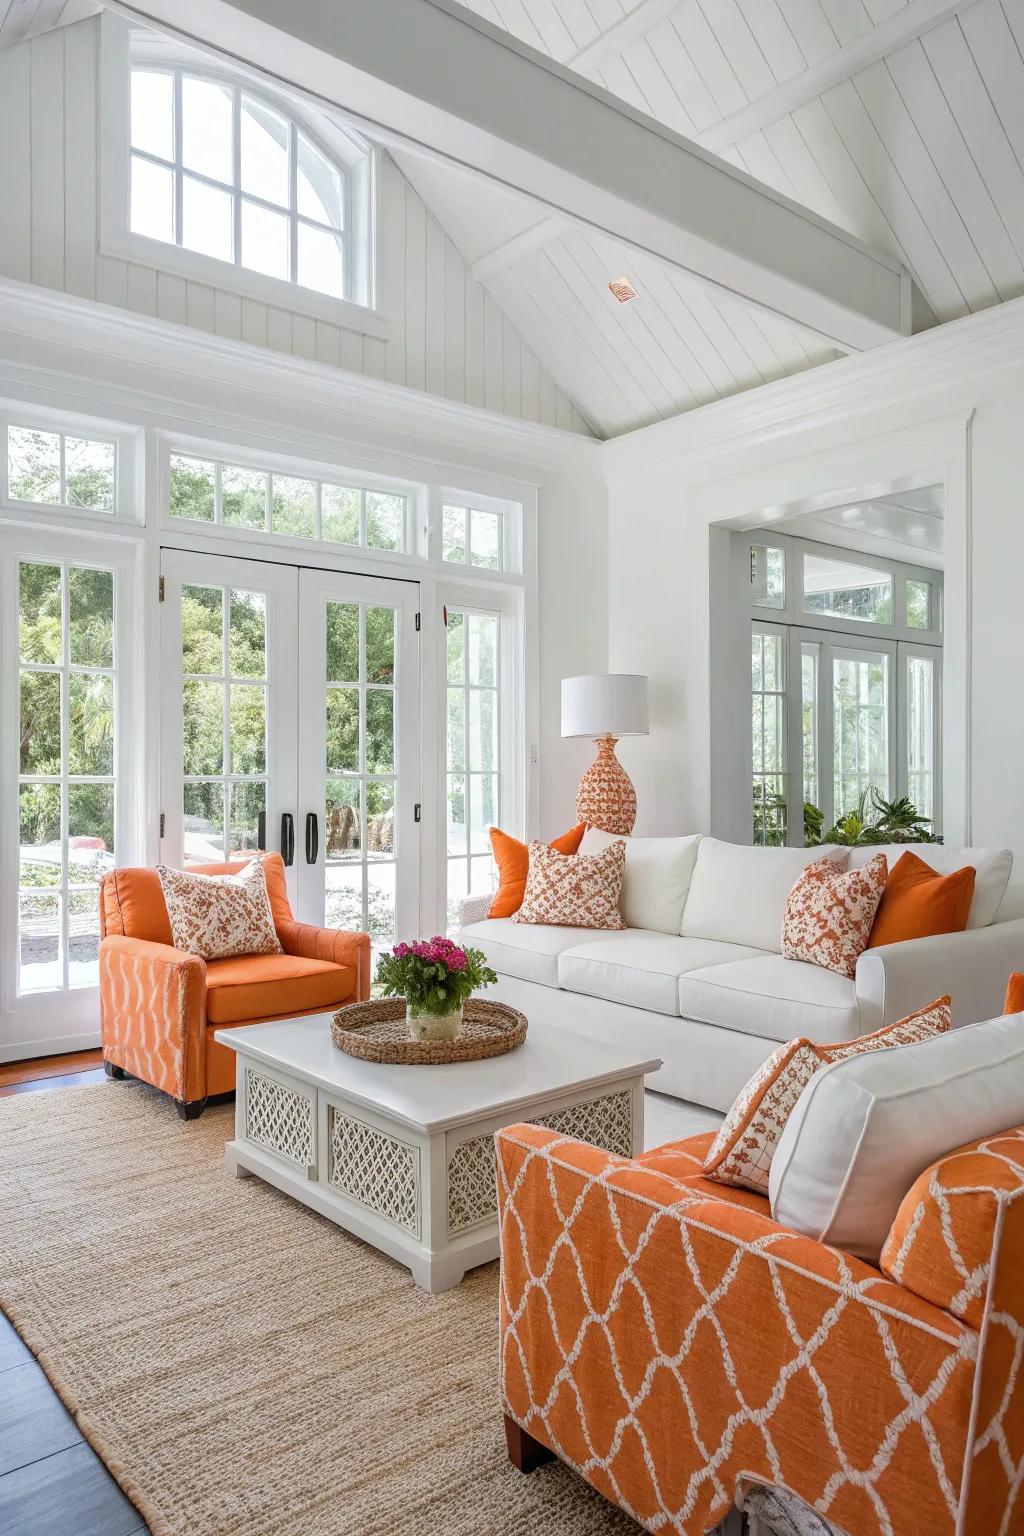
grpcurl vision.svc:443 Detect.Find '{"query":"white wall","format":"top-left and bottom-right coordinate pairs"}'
top-left (605, 298), bottom-right (1024, 882)
top-left (0, 17), bottom-right (590, 437)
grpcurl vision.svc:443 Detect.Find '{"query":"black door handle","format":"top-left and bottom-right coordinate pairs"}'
top-left (305, 811), bottom-right (319, 865)
top-left (280, 812), bottom-right (295, 866)
top-left (257, 810), bottom-right (267, 851)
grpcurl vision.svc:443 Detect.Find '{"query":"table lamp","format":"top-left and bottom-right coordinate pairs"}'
top-left (561, 674), bottom-right (649, 835)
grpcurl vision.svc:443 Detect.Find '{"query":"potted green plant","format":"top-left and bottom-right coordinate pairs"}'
top-left (375, 937), bottom-right (499, 1042)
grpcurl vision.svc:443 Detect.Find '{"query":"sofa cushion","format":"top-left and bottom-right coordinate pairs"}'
top-left (680, 839), bottom-right (847, 952)
top-left (847, 843), bottom-right (1012, 928)
top-left (558, 932), bottom-right (770, 1016)
top-left (770, 1011), bottom-right (1024, 1263)
top-left (678, 954), bottom-right (861, 1043)
top-left (634, 1133), bottom-right (770, 1215)
top-left (205, 952), bottom-right (354, 1024)
top-left (578, 828), bottom-right (702, 935)
top-left (459, 917), bottom-right (603, 987)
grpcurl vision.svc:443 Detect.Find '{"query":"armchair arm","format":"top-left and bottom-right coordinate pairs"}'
top-left (99, 934), bottom-right (206, 1101)
top-left (855, 917), bottom-right (1024, 1031)
top-left (458, 893), bottom-right (494, 928)
top-left (276, 920), bottom-right (371, 1002)
top-left (497, 1124), bottom-right (976, 1536)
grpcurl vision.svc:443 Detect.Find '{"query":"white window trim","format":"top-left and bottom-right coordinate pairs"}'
top-left (0, 401), bottom-right (143, 529)
top-left (98, 14), bottom-right (388, 340)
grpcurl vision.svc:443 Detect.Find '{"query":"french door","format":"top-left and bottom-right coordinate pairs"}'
top-left (159, 550), bottom-right (419, 947)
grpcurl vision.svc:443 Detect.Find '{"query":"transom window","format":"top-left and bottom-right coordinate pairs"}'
top-left (169, 452), bottom-right (407, 552)
top-left (442, 503), bottom-right (504, 571)
top-left (129, 67), bottom-right (353, 301)
top-left (6, 425), bottom-right (116, 513)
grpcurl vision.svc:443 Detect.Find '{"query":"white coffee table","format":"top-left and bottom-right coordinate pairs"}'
top-left (215, 1014), bottom-right (661, 1292)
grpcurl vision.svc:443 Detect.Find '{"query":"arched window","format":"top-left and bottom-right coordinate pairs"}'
top-left (128, 66), bottom-right (368, 305)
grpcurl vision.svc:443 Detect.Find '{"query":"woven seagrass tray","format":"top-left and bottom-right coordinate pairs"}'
top-left (330, 997), bottom-right (528, 1065)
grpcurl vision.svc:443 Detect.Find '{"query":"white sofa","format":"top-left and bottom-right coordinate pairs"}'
top-left (459, 832), bottom-right (1024, 1112)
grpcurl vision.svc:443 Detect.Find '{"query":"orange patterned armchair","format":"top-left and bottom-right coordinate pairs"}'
top-left (99, 853), bottom-right (369, 1119)
top-left (496, 1122), bottom-right (1024, 1536)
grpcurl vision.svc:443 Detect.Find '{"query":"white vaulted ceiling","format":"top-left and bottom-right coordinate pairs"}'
top-left (0, 0), bottom-right (98, 49)
top-left (395, 0), bottom-right (1024, 435)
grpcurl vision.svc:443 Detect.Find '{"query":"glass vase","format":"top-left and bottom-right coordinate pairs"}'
top-left (406, 1000), bottom-right (464, 1043)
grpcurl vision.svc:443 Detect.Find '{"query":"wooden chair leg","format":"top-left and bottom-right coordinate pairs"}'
top-left (504, 1413), bottom-right (554, 1474)
top-left (176, 1098), bottom-right (207, 1121)
top-left (103, 1061), bottom-right (127, 1080)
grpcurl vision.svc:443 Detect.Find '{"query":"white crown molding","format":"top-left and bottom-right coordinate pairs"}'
top-left (602, 295), bottom-right (1024, 477)
top-left (0, 278), bottom-right (600, 474)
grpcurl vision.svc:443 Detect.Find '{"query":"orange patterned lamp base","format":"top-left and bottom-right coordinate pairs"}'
top-left (576, 735), bottom-right (637, 835)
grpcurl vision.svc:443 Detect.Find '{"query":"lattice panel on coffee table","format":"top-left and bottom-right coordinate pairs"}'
top-left (447, 1090), bottom-right (633, 1236)
top-left (244, 1068), bottom-right (315, 1174)
top-left (326, 1106), bottom-right (421, 1236)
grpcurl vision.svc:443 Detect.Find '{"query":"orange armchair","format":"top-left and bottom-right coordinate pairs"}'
top-left (496, 1122), bottom-right (1024, 1536)
top-left (99, 853), bottom-right (369, 1119)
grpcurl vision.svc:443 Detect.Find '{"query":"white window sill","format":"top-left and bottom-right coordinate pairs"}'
top-left (99, 229), bottom-right (391, 341)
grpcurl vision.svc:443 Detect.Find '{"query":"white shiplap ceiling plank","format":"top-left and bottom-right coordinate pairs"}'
top-left (762, 114), bottom-right (854, 229)
top-left (850, 60), bottom-right (1001, 307)
top-left (488, 0), bottom-right (548, 50)
top-left (694, 0), bottom-right (779, 96)
top-left (627, 260), bottom-right (747, 395)
top-left (549, 0), bottom-right (603, 51)
top-left (733, 0), bottom-right (809, 80)
top-left (957, 3), bottom-right (1024, 205)
top-left (644, 12), bottom-right (724, 130)
top-left (864, 0), bottom-right (912, 20)
top-left (807, 84), bottom-right (970, 315)
top-left (818, 0), bottom-right (876, 46)
top-left (774, 0), bottom-right (841, 65)
top-left (520, 0), bottom-right (577, 56)
top-left (730, 129), bottom-right (804, 202)
top-left (578, 0), bottom-right (629, 34)
top-left (665, 278), bottom-right (768, 387)
top-left (886, 37), bottom-right (1023, 292)
top-left (594, 49), bottom-right (656, 122)
top-left (672, 0), bottom-right (750, 115)
top-left (619, 33), bottom-right (700, 136)
top-left (545, 234), bottom-right (697, 416)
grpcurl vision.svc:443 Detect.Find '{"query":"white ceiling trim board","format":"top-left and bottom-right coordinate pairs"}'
top-left (696, 0), bottom-right (982, 154)
top-left (469, 214), bottom-right (569, 280)
top-left (105, 0), bottom-right (909, 352)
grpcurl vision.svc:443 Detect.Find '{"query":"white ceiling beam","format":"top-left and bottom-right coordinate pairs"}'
top-left (470, 215), bottom-right (569, 281)
top-left (107, 0), bottom-right (909, 352)
top-left (697, 0), bottom-right (979, 155)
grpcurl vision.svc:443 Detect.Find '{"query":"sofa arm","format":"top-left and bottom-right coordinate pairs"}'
top-left (276, 920), bottom-right (371, 1002)
top-left (855, 917), bottom-right (1024, 1031)
top-left (458, 893), bottom-right (493, 928)
top-left (99, 934), bottom-right (207, 1101)
top-left (497, 1123), bottom-right (976, 1536)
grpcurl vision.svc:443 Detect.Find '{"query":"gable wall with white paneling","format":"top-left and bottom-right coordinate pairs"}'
top-left (0, 16), bottom-right (591, 437)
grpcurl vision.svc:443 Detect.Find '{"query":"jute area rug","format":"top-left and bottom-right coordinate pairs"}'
top-left (0, 1082), bottom-right (641, 1536)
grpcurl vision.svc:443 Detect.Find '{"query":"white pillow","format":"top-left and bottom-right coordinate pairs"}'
top-left (769, 1012), bottom-right (1024, 1263)
top-left (579, 828), bottom-right (701, 935)
top-left (680, 839), bottom-right (847, 953)
top-left (847, 844), bottom-right (1012, 928)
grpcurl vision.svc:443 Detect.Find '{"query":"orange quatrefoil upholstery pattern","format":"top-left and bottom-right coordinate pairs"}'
top-left (496, 1122), bottom-right (1024, 1536)
top-left (99, 854), bottom-right (370, 1107)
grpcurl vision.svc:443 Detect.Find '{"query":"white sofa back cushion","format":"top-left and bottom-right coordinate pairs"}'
top-left (769, 1011), bottom-right (1024, 1263)
top-left (579, 828), bottom-right (701, 936)
top-left (680, 839), bottom-right (846, 954)
top-left (847, 844), bottom-right (1012, 928)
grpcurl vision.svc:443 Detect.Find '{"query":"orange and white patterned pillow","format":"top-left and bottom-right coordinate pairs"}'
top-left (512, 839), bottom-right (626, 930)
top-left (702, 995), bottom-right (951, 1193)
top-left (158, 858), bottom-right (283, 960)
top-left (781, 852), bottom-right (888, 977)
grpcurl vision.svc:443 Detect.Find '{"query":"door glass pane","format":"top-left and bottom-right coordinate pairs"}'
top-left (366, 861), bottom-right (395, 946)
top-left (365, 608), bottom-right (395, 684)
top-left (468, 614), bottom-right (497, 687)
top-left (182, 584), bottom-right (223, 673)
top-left (326, 862), bottom-right (363, 931)
top-left (229, 780), bottom-right (266, 856)
top-left (326, 603), bottom-right (359, 682)
top-left (229, 590), bottom-right (266, 678)
top-left (326, 690), bottom-right (359, 773)
top-left (69, 568), bottom-right (114, 666)
top-left (801, 644), bottom-right (818, 816)
top-left (833, 653), bottom-right (890, 819)
top-left (17, 561), bottom-right (116, 993)
top-left (230, 684), bottom-right (266, 774)
top-left (751, 628), bottom-right (786, 846)
top-left (184, 780), bottom-right (225, 863)
top-left (907, 654), bottom-right (935, 822)
top-left (367, 780), bottom-right (395, 857)
top-left (365, 690), bottom-right (394, 773)
top-left (804, 554), bottom-right (892, 625)
top-left (183, 681), bottom-right (224, 775)
top-left (327, 778), bottom-right (360, 858)
top-left (447, 608), bottom-right (501, 927)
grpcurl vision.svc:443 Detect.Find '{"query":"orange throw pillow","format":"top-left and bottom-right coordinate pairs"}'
top-left (868, 850), bottom-right (975, 948)
top-left (487, 824), bottom-right (586, 918)
top-left (1005, 973), bottom-right (1024, 1013)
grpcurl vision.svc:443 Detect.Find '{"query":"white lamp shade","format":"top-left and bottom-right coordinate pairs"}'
top-left (561, 674), bottom-right (649, 738)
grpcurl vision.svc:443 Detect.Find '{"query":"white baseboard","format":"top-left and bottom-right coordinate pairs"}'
top-left (0, 1031), bottom-right (101, 1064)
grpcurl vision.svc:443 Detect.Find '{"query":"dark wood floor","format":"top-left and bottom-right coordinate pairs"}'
top-left (0, 1052), bottom-right (150, 1536)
